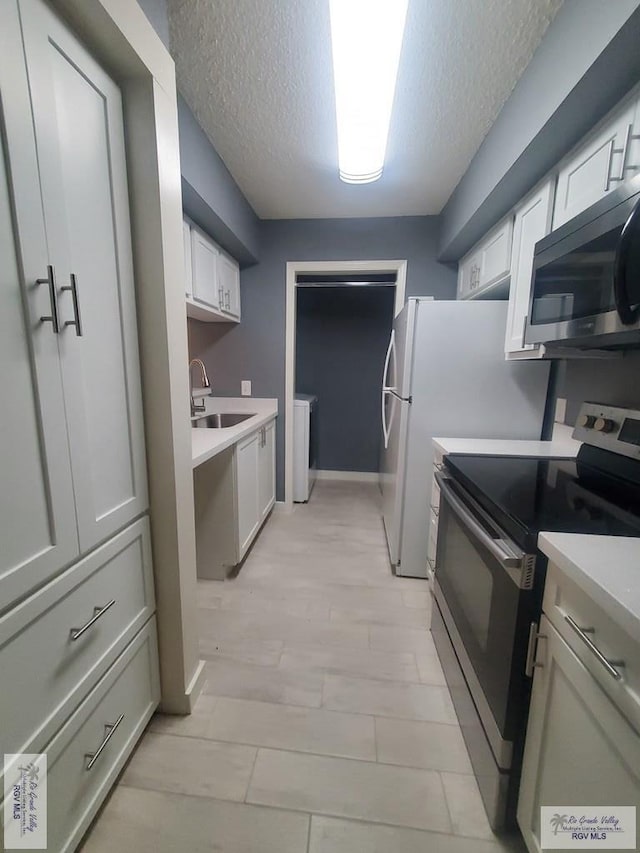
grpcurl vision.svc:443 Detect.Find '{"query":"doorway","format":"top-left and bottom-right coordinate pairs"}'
top-left (284, 260), bottom-right (407, 510)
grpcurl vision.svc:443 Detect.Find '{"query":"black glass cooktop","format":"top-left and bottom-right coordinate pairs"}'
top-left (444, 445), bottom-right (640, 552)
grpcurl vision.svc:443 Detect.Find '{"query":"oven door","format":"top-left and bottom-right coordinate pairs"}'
top-left (434, 473), bottom-right (536, 765)
top-left (526, 182), bottom-right (640, 347)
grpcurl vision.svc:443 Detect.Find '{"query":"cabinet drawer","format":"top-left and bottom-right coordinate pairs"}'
top-left (430, 478), bottom-right (440, 511)
top-left (0, 518), bottom-right (154, 759)
top-left (543, 562), bottom-right (640, 733)
top-left (31, 619), bottom-right (158, 853)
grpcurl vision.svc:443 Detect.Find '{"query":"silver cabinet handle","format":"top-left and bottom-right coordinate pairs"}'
top-left (225, 290), bottom-right (231, 310)
top-left (85, 714), bottom-right (124, 770)
top-left (61, 272), bottom-right (83, 336)
top-left (218, 286), bottom-right (224, 306)
top-left (36, 265), bottom-right (60, 333)
top-left (564, 614), bottom-right (624, 680)
top-left (607, 123), bottom-right (640, 188)
top-left (70, 599), bottom-right (116, 641)
top-left (524, 621), bottom-right (546, 677)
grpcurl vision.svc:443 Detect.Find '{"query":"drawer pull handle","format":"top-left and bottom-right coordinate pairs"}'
top-left (85, 714), bottom-right (124, 770)
top-left (70, 599), bottom-right (116, 641)
top-left (564, 614), bottom-right (625, 680)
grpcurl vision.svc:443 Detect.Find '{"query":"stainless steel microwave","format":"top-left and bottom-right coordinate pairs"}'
top-left (525, 173), bottom-right (640, 348)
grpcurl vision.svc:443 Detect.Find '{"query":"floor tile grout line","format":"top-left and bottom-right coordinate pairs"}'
top-left (243, 744), bottom-right (261, 804)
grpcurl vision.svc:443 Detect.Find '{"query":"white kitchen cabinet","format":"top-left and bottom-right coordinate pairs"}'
top-left (517, 615), bottom-right (640, 853)
top-left (457, 252), bottom-right (481, 300)
top-left (183, 218), bottom-right (193, 298)
top-left (0, 0), bottom-right (158, 848)
top-left (236, 430), bottom-right (262, 557)
top-left (457, 216), bottom-right (513, 300)
top-left (0, 77), bottom-right (80, 611)
top-left (20, 0), bottom-right (149, 554)
top-left (184, 218), bottom-right (241, 323)
top-left (553, 98), bottom-right (640, 229)
top-left (259, 421), bottom-right (276, 521)
top-left (194, 418), bottom-right (277, 579)
top-left (504, 179), bottom-right (555, 359)
top-left (190, 225), bottom-right (221, 310)
top-left (218, 250), bottom-right (241, 319)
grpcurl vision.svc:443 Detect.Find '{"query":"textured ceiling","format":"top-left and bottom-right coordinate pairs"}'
top-left (168, 0), bottom-right (563, 219)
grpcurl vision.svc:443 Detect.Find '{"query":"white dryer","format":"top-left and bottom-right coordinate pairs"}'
top-left (293, 394), bottom-right (317, 502)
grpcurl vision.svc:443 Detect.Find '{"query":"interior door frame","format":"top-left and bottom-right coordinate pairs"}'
top-left (284, 259), bottom-right (407, 511)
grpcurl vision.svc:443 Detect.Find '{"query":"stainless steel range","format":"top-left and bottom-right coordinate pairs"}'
top-left (431, 402), bottom-right (640, 831)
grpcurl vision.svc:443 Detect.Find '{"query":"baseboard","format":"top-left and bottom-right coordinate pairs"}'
top-left (315, 469), bottom-right (379, 483)
top-left (184, 659), bottom-right (208, 713)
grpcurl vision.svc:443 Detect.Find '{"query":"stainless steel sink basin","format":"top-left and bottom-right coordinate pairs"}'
top-left (193, 412), bottom-right (256, 429)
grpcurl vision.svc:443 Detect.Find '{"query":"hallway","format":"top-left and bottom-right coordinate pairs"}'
top-left (83, 481), bottom-right (522, 852)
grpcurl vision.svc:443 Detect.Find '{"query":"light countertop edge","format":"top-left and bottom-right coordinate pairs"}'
top-left (538, 531), bottom-right (640, 641)
top-left (432, 435), bottom-right (581, 458)
top-left (191, 397), bottom-right (278, 469)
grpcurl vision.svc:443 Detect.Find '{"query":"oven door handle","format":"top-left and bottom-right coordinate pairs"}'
top-left (435, 472), bottom-right (525, 571)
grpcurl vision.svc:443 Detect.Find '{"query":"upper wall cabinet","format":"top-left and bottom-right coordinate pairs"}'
top-left (553, 95), bottom-right (640, 229)
top-left (505, 179), bottom-right (555, 359)
top-left (457, 216), bottom-right (513, 300)
top-left (185, 218), bottom-right (241, 323)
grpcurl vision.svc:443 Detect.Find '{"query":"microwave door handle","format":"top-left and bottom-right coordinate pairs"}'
top-left (435, 473), bottom-right (523, 570)
top-left (613, 195), bottom-right (640, 325)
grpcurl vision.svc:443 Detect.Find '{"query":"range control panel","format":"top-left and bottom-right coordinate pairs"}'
top-left (573, 402), bottom-right (640, 460)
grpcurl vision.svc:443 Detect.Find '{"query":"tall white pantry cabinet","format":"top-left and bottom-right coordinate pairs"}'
top-left (0, 0), bottom-right (159, 850)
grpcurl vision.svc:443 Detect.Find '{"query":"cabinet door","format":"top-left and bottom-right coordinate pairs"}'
top-left (235, 432), bottom-right (260, 557)
top-left (457, 252), bottom-right (480, 300)
top-left (218, 252), bottom-right (240, 318)
top-left (479, 217), bottom-right (513, 290)
top-left (191, 227), bottom-right (220, 310)
top-left (553, 102), bottom-right (635, 229)
top-left (19, 0), bottom-right (149, 553)
top-left (259, 422), bottom-right (276, 521)
top-left (183, 219), bottom-right (193, 298)
top-left (0, 3), bottom-right (79, 610)
top-left (505, 180), bottom-right (554, 357)
top-left (517, 616), bottom-right (640, 853)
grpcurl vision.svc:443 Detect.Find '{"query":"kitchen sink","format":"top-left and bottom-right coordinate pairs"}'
top-left (193, 412), bottom-right (256, 429)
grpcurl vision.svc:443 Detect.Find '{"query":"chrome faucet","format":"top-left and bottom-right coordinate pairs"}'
top-left (189, 358), bottom-right (211, 416)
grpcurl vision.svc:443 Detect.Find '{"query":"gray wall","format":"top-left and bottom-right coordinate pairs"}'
top-left (137, 0), bottom-right (169, 48)
top-left (136, 1), bottom-right (261, 264)
top-left (554, 352), bottom-right (640, 429)
top-left (296, 286), bottom-right (395, 473)
top-left (178, 96), bottom-right (261, 265)
top-left (188, 216), bottom-right (457, 499)
top-left (440, 0), bottom-right (640, 261)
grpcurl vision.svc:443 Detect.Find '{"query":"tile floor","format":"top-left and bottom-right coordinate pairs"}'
top-left (82, 481), bottom-right (525, 852)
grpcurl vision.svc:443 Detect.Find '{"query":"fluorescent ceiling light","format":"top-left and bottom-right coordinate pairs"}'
top-left (329, 0), bottom-right (408, 185)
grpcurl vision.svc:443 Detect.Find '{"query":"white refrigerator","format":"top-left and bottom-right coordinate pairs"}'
top-left (380, 298), bottom-right (551, 578)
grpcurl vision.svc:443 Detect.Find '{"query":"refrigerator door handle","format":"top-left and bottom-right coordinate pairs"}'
top-left (382, 390), bottom-right (391, 449)
top-left (382, 329), bottom-right (395, 391)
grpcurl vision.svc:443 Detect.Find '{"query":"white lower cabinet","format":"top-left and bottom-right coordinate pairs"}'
top-left (517, 560), bottom-right (640, 853)
top-left (504, 179), bottom-right (555, 359)
top-left (194, 419), bottom-right (277, 579)
top-left (39, 620), bottom-right (159, 853)
top-left (259, 421), bottom-right (276, 521)
top-left (236, 430), bottom-right (262, 556)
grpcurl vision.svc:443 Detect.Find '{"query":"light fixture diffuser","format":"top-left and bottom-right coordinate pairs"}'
top-left (329, 0), bottom-right (408, 184)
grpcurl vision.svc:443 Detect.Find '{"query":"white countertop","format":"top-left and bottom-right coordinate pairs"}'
top-left (433, 427), bottom-right (581, 459)
top-left (539, 532), bottom-right (640, 641)
top-left (191, 397), bottom-right (278, 469)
